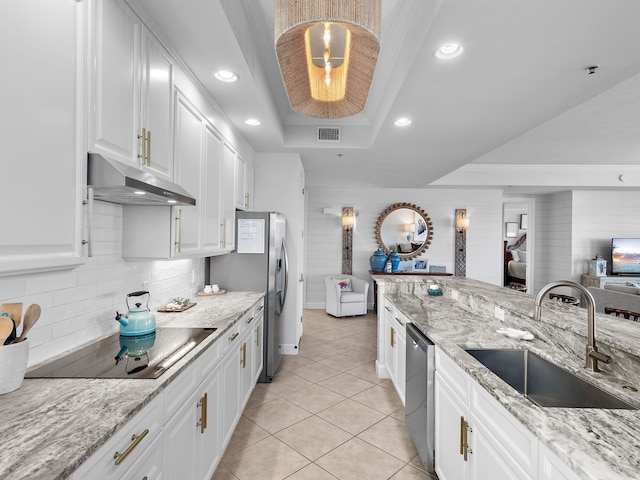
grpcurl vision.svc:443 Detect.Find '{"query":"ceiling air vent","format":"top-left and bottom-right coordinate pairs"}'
top-left (317, 127), bottom-right (341, 143)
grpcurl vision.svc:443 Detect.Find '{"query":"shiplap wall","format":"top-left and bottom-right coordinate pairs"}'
top-left (305, 187), bottom-right (504, 309)
top-left (0, 200), bottom-right (205, 367)
top-left (534, 191), bottom-right (573, 292)
top-left (572, 190), bottom-right (640, 276)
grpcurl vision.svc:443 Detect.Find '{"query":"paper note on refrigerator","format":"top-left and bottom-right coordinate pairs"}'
top-left (237, 219), bottom-right (265, 253)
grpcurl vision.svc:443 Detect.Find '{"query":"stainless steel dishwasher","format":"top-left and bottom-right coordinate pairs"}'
top-left (405, 323), bottom-right (435, 472)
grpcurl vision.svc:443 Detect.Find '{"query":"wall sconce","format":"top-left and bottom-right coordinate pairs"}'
top-left (342, 208), bottom-right (356, 230)
top-left (456, 216), bottom-right (469, 235)
top-left (342, 207), bottom-right (355, 275)
top-left (455, 209), bottom-right (468, 277)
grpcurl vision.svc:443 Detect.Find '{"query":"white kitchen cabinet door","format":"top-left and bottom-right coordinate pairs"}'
top-left (239, 314), bottom-right (257, 410)
top-left (435, 371), bottom-right (470, 480)
top-left (0, 0), bottom-right (84, 275)
top-left (173, 92), bottom-right (203, 256)
top-left (537, 443), bottom-right (581, 480)
top-left (394, 315), bottom-right (406, 405)
top-left (221, 143), bottom-right (236, 249)
top-left (162, 387), bottom-right (200, 480)
top-left (139, 29), bottom-right (174, 180)
top-left (220, 325), bottom-right (243, 450)
top-left (383, 304), bottom-right (397, 385)
top-left (252, 308), bottom-right (265, 384)
top-left (200, 366), bottom-right (223, 480)
top-left (71, 393), bottom-right (163, 479)
top-left (235, 155), bottom-right (246, 209)
top-left (244, 162), bottom-right (254, 211)
top-left (89, 0), bottom-right (140, 167)
top-left (202, 125), bottom-right (223, 251)
top-left (469, 426), bottom-right (534, 480)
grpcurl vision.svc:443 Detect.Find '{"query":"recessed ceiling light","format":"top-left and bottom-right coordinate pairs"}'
top-left (214, 70), bottom-right (239, 82)
top-left (245, 118), bottom-right (261, 126)
top-left (435, 43), bottom-right (463, 59)
top-left (394, 118), bottom-right (412, 127)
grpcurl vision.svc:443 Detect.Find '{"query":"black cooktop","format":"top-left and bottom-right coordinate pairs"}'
top-left (26, 327), bottom-right (216, 380)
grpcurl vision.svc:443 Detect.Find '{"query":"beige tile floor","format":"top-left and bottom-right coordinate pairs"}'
top-left (213, 309), bottom-right (439, 480)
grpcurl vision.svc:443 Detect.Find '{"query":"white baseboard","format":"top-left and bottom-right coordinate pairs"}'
top-left (376, 360), bottom-right (390, 379)
top-left (280, 343), bottom-right (299, 355)
top-left (305, 302), bottom-right (325, 309)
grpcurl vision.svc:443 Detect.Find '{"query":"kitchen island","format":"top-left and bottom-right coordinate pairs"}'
top-left (0, 291), bottom-right (263, 479)
top-left (373, 275), bottom-right (640, 480)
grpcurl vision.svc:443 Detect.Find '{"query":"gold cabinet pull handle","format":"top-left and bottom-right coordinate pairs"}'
top-left (246, 316), bottom-right (254, 324)
top-left (145, 129), bottom-right (151, 165)
top-left (229, 332), bottom-right (239, 341)
top-left (198, 393), bottom-right (208, 434)
top-left (138, 128), bottom-right (147, 162)
top-left (390, 327), bottom-right (395, 347)
top-left (242, 342), bottom-right (247, 368)
top-left (175, 209), bottom-right (182, 252)
top-left (460, 417), bottom-right (470, 461)
top-left (256, 325), bottom-right (260, 347)
top-left (113, 429), bottom-right (149, 465)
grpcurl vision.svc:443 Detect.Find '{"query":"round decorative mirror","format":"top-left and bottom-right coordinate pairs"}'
top-left (375, 203), bottom-right (434, 260)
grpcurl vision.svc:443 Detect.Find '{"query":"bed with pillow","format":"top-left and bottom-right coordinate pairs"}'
top-left (504, 234), bottom-right (527, 286)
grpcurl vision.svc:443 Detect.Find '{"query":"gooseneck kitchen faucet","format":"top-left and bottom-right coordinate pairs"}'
top-left (534, 281), bottom-right (611, 372)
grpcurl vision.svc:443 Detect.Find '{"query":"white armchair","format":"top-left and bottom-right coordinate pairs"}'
top-left (324, 275), bottom-right (370, 317)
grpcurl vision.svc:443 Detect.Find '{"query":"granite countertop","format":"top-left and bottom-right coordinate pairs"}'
top-left (373, 275), bottom-right (640, 480)
top-left (0, 291), bottom-right (263, 480)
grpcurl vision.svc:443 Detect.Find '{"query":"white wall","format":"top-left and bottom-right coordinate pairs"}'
top-left (534, 191), bottom-right (572, 292)
top-left (305, 187), bottom-right (504, 309)
top-left (572, 190), bottom-right (640, 277)
top-left (0, 201), bottom-right (205, 368)
top-left (252, 153), bottom-right (305, 353)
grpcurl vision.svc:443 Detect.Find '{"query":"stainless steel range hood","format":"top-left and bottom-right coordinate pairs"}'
top-left (87, 153), bottom-right (196, 206)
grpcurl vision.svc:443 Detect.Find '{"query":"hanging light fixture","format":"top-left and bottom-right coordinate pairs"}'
top-left (275, 0), bottom-right (381, 119)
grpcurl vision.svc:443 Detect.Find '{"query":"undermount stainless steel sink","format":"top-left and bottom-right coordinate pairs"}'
top-left (465, 348), bottom-right (636, 409)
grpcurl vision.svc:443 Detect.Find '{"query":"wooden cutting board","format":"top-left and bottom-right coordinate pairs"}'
top-left (1, 303), bottom-right (22, 326)
top-left (157, 302), bottom-right (197, 313)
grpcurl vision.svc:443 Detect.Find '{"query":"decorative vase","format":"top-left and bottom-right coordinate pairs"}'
top-left (369, 248), bottom-right (388, 272)
top-left (389, 250), bottom-right (401, 272)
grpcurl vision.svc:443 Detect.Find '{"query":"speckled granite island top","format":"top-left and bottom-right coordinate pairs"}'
top-left (0, 292), bottom-right (263, 480)
top-left (373, 275), bottom-right (640, 480)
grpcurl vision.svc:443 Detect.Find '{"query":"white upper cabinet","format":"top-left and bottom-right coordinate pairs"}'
top-left (88, 0), bottom-right (140, 166)
top-left (123, 92), bottom-right (232, 259)
top-left (221, 144), bottom-right (236, 249)
top-left (0, 0), bottom-right (84, 275)
top-left (139, 29), bottom-right (174, 180)
top-left (203, 125), bottom-right (223, 251)
top-left (235, 155), bottom-right (254, 211)
top-left (89, 0), bottom-right (174, 180)
top-left (173, 91), bottom-right (204, 256)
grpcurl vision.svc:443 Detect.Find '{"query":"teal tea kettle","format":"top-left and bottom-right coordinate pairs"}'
top-left (115, 291), bottom-right (156, 336)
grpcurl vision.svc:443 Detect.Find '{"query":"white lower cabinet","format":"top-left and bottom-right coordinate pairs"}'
top-left (380, 299), bottom-right (406, 404)
top-left (537, 443), bottom-right (581, 480)
top-left (435, 346), bottom-right (580, 480)
top-left (71, 393), bottom-right (164, 479)
top-left (435, 349), bottom-right (535, 480)
top-left (73, 298), bottom-right (264, 479)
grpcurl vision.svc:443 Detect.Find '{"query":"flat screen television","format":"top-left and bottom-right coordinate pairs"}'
top-left (611, 238), bottom-right (640, 275)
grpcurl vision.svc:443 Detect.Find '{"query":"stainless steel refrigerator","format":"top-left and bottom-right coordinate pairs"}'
top-left (208, 211), bottom-right (288, 382)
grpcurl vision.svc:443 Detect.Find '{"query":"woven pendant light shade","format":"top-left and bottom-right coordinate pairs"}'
top-left (275, 0), bottom-right (381, 118)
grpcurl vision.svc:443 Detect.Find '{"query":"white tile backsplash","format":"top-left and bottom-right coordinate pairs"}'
top-left (1, 201), bottom-right (205, 367)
